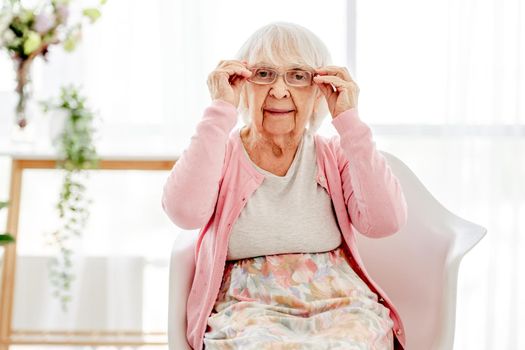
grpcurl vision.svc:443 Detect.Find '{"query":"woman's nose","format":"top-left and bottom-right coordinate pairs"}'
top-left (269, 76), bottom-right (290, 99)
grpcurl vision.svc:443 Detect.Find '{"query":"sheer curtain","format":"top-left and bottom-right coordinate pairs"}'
top-left (0, 0), bottom-right (347, 152)
top-left (0, 0), bottom-right (348, 347)
top-left (355, 0), bottom-right (524, 349)
top-left (0, 0), bottom-right (523, 348)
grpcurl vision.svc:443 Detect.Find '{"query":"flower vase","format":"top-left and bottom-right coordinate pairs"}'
top-left (10, 58), bottom-right (38, 145)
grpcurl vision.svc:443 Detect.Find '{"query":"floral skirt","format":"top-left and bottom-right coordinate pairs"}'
top-left (203, 244), bottom-right (395, 350)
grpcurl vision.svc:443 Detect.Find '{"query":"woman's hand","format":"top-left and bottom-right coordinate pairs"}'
top-left (207, 59), bottom-right (252, 108)
top-left (313, 66), bottom-right (360, 119)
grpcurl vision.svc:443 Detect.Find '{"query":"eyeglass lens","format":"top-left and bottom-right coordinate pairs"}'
top-left (248, 67), bottom-right (313, 86)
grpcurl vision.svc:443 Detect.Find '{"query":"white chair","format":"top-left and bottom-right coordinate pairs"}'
top-left (167, 151), bottom-right (487, 350)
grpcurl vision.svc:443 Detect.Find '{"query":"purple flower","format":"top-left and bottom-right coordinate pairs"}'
top-left (34, 13), bottom-right (55, 34)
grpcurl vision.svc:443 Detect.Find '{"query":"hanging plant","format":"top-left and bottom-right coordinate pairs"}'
top-left (40, 84), bottom-right (100, 311)
top-left (0, 201), bottom-right (16, 246)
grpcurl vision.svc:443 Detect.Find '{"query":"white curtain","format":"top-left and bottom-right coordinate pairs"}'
top-left (0, 0), bottom-right (523, 348)
top-left (0, 0), bottom-right (348, 151)
top-left (354, 0), bottom-right (524, 349)
top-left (0, 0), bottom-right (348, 347)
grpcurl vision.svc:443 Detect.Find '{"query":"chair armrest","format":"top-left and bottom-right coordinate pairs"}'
top-left (168, 230), bottom-right (199, 350)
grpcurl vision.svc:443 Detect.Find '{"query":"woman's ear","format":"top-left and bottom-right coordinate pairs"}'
top-left (313, 88), bottom-right (323, 112)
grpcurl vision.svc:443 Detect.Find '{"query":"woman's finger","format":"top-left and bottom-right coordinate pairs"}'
top-left (313, 75), bottom-right (348, 92)
top-left (315, 66), bottom-right (353, 81)
top-left (218, 66), bottom-right (252, 79)
top-left (314, 76), bottom-right (344, 94)
top-left (219, 61), bottom-right (252, 76)
top-left (316, 79), bottom-right (335, 97)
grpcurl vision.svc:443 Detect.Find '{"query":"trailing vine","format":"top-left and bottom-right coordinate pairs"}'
top-left (0, 201), bottom-right (15, 246)
top-left (41, 84), bottom-right (100, 311)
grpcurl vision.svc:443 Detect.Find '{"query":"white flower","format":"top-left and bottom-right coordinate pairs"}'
top-left (0, 12), bottom-right (13, 31)
top-left (1, 28), bottom-right (15, 47)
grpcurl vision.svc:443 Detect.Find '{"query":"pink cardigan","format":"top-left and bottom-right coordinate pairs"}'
top-left (162, 99), bottom-right (408, 350)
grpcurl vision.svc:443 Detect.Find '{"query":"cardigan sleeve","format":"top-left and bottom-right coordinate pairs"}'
top-left (161, 99), bottom-right (238, 230)
top-left (330, 107), bottom-right (408, 238)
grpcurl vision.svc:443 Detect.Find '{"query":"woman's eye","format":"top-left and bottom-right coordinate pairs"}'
top-left (257, 69), bottom-right (272, 78)
top-left (290, 71), bottom-right (309, 80)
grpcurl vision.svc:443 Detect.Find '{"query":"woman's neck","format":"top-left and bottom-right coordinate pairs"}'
top-left (241, 126), bottom-right (304, 158)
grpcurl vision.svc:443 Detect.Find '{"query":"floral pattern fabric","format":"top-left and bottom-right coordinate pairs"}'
top-left (203, 244), bottom-right (395, 350)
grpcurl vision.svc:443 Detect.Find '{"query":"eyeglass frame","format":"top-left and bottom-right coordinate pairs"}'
top-left (246, 65), bottom-right (319, 87)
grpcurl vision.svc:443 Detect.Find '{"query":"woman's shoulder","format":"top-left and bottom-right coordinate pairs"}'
top-left (312, 132), bottom-right (343, 150)
top-left (222, 126), bottom-right (259, 176)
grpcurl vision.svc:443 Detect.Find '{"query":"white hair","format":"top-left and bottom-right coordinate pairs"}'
top-left (234, 21), bottom-right (333, 135)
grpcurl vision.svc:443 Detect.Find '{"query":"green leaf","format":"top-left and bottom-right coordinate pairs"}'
top-left (82, 8), bottom-right (101, 23)
top-left (0, 234), bottom-right (16, 245)
top-left (0, 201), bottom-right (9, 210)
top-left (63, 34), bottom-right (76, 52)
top-left (9, 21), bottom-right (25, 38)
top-left (23, 30), bottom-right (41, 55)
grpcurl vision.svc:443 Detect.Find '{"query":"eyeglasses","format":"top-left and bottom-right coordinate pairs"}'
top-left (247, 66), bottom-right (317, 87)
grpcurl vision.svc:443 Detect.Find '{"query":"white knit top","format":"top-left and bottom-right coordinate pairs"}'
top-left (226, 130), bottom-right (343, 261)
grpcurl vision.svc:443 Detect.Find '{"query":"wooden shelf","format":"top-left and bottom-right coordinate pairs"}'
top-left (0, 157), bottom-right (177, 350)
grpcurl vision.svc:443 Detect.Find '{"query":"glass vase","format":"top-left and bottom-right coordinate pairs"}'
top-left (10, 58), bottom-right (38, 145)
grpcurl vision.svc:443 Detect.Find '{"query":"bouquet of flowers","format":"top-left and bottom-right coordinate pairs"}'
top-left (0, 0), bottom-right (105, 129)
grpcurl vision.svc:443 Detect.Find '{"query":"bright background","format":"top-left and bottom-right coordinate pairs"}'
top-left (0, 0), bottom-right (524, 349)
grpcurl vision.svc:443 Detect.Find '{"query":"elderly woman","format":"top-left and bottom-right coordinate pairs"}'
top-left (162, 22), bottom-right (408, 350)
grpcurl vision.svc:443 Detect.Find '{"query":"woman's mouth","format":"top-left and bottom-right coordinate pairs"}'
top-left (264, 108), bottom-right (295, 116)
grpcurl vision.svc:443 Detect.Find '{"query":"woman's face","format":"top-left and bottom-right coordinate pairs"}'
top-left (243, 61), bottom-right (322, 138)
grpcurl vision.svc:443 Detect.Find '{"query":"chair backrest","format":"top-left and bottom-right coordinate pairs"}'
top-left (167, 151), bottom-right (487, 350)
top-left (353, 151), bottom-right (487, 349)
